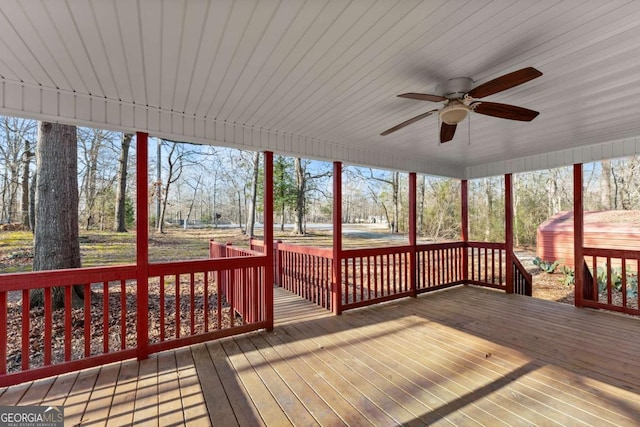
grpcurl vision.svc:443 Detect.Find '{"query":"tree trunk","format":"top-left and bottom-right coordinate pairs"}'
top-left (485, 178), bottom-right (493, 241)
top-left (417, 175), bottom-right (425, 235)
top-left (600, 160), bottom-right (614, 210)
top-left (29, 173), bottom-right (36, 231)
top-left (114, 133), bottom-right (132, 232)
top-left (246, 152), bottom-right (260, 237)
top-left (21, 139), bottom-right (33, 229)
top-left (184, 175), bottom-right (202, 230)
top-left (392, 171), bottom-right (399, 233)
top-left (32, 122), bottom-right (83, 309)
top-left (237, 191), bottom-right (243, 231)
top-left (293, 158), bottom-right (306, 235)
top-left (155, 139), bottom-right (162, 230)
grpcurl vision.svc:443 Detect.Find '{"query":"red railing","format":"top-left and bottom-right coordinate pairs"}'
top-left (0, 246), bottom-right (269, 387)
top-left (341, 246), bottom-right (412, 310)
top-left (208, 241), bottom-right (267, 325)
top-left (467, 242), bottom-right (507, 290)
top-left (0, 265), bottom-right (138, 386)
top-left (416, 242), bottom-right (465, 292)
top-left (248, 239), bottom-right (515, 313)
top-left (512, 256), bottom-right (532, 296)
top-left (582, 247), bottom-right (640, 316)
top-left (277, 243), bottom-right (333, 310)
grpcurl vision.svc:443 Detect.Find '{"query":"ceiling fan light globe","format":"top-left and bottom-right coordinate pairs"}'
top-left (440, 106), bottom-right (469, 125)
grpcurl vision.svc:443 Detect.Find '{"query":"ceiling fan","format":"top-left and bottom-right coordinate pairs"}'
top-left (380, 67), bottom-right (543, 143)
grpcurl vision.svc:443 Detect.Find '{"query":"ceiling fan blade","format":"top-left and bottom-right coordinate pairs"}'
top-left (398, 93), bottom-right (447, 102)
top-left (380, 110), bottom-right (438, 136)
top-left (440, 122), bottom-right (457, 143)
top-left (468, 67), bottom-right (542, 98)
top-left (473, 101), bottom-right (539, 121)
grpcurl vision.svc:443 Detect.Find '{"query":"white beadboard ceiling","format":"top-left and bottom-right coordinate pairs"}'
top-left (2, 0), bottom-right (640, 178)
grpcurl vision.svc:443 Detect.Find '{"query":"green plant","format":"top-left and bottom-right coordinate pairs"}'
top-left (596, 265), bottom-right (639, 298)
top-left (533, 257), bottom-right (559, 274)
top-left (560, 265), bottom-right (575, 286)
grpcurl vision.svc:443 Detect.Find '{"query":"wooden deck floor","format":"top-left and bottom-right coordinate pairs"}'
top-left (1, 285), bottom-right (639, 426)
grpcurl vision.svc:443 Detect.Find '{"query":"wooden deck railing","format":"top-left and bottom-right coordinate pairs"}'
top-left (0, 265), bottom-right (138, 386)
top-left (512, 255), bottom-right (533, 296)
top-left (341, 246), bottom-right (412, 310)
top-left (582, 247), bottom-right (640, 316)
top-left (416, 242), bottom-right (465, 292)
top-left (208, 241), bottom-right (267, 326)
top-left (0, 246), bottom-right (269, 387)
top-left (467, 242), bottom-right (507, 290)
top-left (278, 243), bottom-right (333, 310)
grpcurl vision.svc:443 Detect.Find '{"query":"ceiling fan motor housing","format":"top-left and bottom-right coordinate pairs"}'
top-left (441, 77), bottom-right (473, 99)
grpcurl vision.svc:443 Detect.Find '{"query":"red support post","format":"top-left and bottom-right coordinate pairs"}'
top-left (409, 172), bottom-right (417, 297)
top-left (332, 161), bottom-right (343, 315)
top-left (264, 151), bottom-right (275, 330)
top-left (505, 173), bottom-right (514, 293)
top-left (461, 180), bottom-right (469, 282)
top-left (136, 131), bottom-right (149, 360)
top-left (574, 163), bottom-right (584, 307)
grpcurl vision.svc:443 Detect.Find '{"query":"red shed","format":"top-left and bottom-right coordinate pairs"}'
top-left (536, 210), bottom-right (640, 268)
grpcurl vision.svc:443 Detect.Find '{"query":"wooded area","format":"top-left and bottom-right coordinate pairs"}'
top-left (1, 116), bottom-right (640, 262)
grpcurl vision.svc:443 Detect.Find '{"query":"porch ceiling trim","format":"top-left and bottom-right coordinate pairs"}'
top-left (0, 78), bottom-right (464, 179)
top-left (466, 135), bottom-right (640, 179)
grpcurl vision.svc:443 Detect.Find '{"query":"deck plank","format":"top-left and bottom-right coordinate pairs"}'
top-left (175, 347), bottom-right (211, 426)
top-left (132, 356), bottom-right (159, 426)
top-left (16, 376), bottom-right (55, 405)
top-left (206, 341), bottom-right (262, 426)
top-left (191, 343), bottom-right (237, 427)
top-left (78, 362), bottom-right (122, 426)
top-left (41, 371), bottom-right (79, 407)
top-left (155, 351), bottom-right (185, 427)
top-left (261, 330), bottom-right (371, 426)
top-left (248, 333), bottom-right (346, 426)
top-left (107, 358), bottom-right (140, 426)
top-left (0, 381), bottom-right (31, 405)
top-left (221, 338), bottom-right (292, 426)
top-left (234, 336), bottom-right (318, 426)
top-left (61, 367), bottom-right (101, 426)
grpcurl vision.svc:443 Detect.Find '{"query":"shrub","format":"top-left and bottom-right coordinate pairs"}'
top-left (533, 257), bottom-right (559, 274)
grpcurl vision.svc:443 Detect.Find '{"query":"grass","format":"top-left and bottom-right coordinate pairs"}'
top-left (0, 223), bottom-right (409, 274)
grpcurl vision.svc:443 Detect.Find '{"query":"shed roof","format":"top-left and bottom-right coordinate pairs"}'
top-left (538, 211), bottom-right (640, 233)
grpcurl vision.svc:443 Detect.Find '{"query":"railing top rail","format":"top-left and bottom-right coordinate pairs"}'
top-left (342, 245), bottom-right (411, 258)
top-left (149, 256), bottom-right (267, 276)
top-left (0, 264), bottom-right (137, 291)
top-left (277, 242), bottom-right (333, 258)
top-left (415, 241), bottom-right (465, 251)
top-left (226, 246), bottom-right (263, 256)
top-left (467, 241), bottom-right (506, 249)
top-left (583, 247), bottom-right (640, 259)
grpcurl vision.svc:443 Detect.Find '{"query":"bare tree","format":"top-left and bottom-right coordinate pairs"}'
top-left (246, 151), bottom-right (261, 237)
top-left (32, 122), bottom-right (83, 309)
top-left (156, 140), bottom-right (199, 233)
top-left (114, 133), bottom-right (133, 232)
top-left (600, 160), bottom-right (614, 210)
top-left (292, 158), bottom-right (331, 235)
top-left (0, 117), bottom-right (36, 223)
top-left (78, 129), bottom-right (114, 229)
top-left (365, 169), bottom-right (401, 233)
top-left (21, 139), bottom-right (34, 228)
